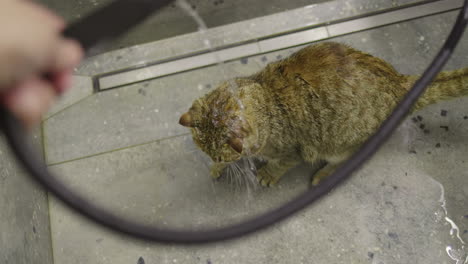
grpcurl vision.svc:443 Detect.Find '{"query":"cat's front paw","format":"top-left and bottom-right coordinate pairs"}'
top-left (311, 168), bottom-right (331, 186)
top-left (256, 168), bottom-right (281, 187)
top-left (210, 163), bottom-right (227, 179)
top-left (311, 174), bottom-right (324, 186)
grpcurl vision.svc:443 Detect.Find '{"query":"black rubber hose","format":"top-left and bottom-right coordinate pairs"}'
top-left (0, 0), bottom-right (466, 244)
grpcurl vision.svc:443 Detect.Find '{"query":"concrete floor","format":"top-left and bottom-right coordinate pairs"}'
top-left (38, 0), bottom-right (329, 55)
top-left (39, 0), bottom-right (424, 55)
top-left (0, 130), bottom-right (53, 264)
top-left (2, 0), bottom-right (467, 264)
top-left (42, 9), bottom-right (468, 264)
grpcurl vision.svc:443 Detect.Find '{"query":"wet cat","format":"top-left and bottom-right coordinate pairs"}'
top-left (179, 42), bottom-right (468, 186)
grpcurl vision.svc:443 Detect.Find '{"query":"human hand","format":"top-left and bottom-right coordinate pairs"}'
top-left (0, 0), bottom-right (83, 128)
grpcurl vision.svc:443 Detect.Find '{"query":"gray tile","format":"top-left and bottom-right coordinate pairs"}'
top-left (44, 58), bottom-right (263, 164)
top-left (404, 98), bottom-right (468, 239)
top-left (41, 0), bottom-right (330, 56)
top-left (48, 127), bottom-right (457, 264)
top-left (75, 0), bottom-right (430, 76)
top-left (325, 10), bottom-right (461, 74)
top-left (44, 75), bottom-right (94, 119)
top-left (48, 135), bottom-right (309, 228)
top-left (98, 1), bottom-right (464, 90)
top-left (43, 9), bottom-right (466, 164)
top-left (98, 42), bottom-right (266, 89)
top-left (43, 0), bottom-right (427, 59)
top-left (326, 0), bottom-right (463, 37)
top-left (42, 4), bottom-right (468, 263)
top-left (0, 132), bottom-right (53, 264)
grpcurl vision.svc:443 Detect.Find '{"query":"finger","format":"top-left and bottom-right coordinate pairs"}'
top-left (2, 77), bottom-right (56, 128)
top-left (24, 0), bottom-right (65, 30)
top-left (0, 1), bottom-right (66, 87)
top-left (50, 38), bottom-right (84, 72)
top-left (50, 68), bottom-right (73, 94)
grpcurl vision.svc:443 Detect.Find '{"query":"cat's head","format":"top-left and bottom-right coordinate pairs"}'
top-left (179, 81), bottom-right (262, 163)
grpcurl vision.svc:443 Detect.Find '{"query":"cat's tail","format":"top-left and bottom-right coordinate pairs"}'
top-left (406, 67), bottom-right (468, 111)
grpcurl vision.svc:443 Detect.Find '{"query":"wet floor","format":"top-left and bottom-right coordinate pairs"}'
top-left (38, 0), bottom-right (329, 55)
top-left (2, 0), bottom-right (468, 263)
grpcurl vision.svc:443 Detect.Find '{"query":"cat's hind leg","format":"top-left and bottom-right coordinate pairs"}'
top-left (310, 152), bottom-right (353, 186)
top-left (300, 146), bottom-right (343, 186)
top-left (257, 158), bottom-right (300, 186)
top-left (311, 162), bottom-right (340, 186)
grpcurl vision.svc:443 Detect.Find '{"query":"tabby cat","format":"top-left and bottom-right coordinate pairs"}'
top-left (179, 42), bottom-right (468, 186)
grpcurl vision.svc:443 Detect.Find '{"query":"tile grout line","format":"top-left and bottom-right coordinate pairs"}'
top-left (40, 121), bottom-right (57, 264)
top-left (47, 133), bottom-right (191, 167)
top-left (46, 192), bottom-right (57, 264)
top-left (43, 93), bottom-right (95, 122)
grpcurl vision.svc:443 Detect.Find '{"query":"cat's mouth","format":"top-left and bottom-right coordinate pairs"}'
top-left (212, 154), bottom-right (242, 163)
top-left (214, 157), bottom-right (267, 182)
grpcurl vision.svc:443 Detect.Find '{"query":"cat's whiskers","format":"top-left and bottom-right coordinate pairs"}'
top-left (223, 158), bottom-right (259, 193)
top-left (232, 163), bottom-right (243, 190)
top-left (245, 157), bottom-right (259, 190)
top-left (226, 165), bottom-right (234, 188)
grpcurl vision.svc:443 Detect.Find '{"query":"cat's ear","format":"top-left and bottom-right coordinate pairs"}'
top-left (228, 137), bottom-right (243, 153)
top-left (179, 112), bottom-right (193, 127)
